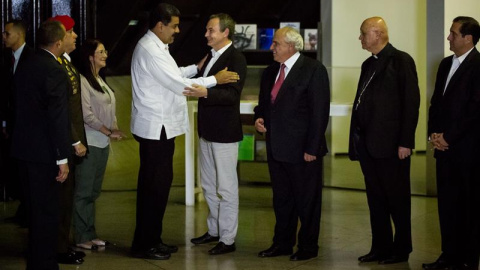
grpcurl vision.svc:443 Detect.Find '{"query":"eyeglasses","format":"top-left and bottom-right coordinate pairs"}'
top-left (95, 50), bottom-right (108, 55)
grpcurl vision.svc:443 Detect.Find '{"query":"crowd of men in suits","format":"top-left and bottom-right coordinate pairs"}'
top-left (1, 2), bottom-right (480, 269)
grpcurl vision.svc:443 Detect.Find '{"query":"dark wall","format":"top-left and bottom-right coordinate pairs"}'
top-left (1, 0), bottom-right (91, 66)
top-left (1, 0), bottom-right (92, 46)
top-left (96, 0), bottom-right (320, 74)
top-left (2, 0), bottom-right (320, 74)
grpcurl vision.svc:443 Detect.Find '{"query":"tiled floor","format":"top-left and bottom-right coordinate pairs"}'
top-left (1, 184), bottom-right (442, 270)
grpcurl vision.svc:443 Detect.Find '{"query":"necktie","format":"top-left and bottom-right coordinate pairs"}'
top-left (11, 55), bottom-right (15, 74)
top-left (271, 63), bottom-right (286, 103)
top-left (443, 57), bottom-right (460, 94)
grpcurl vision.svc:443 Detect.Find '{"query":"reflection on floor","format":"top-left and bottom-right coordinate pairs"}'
top-left (1, 186), bottom-right (442, 270)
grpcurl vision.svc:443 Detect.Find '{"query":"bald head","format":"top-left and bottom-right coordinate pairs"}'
top-left (359, 16), bottom-right (389, 54)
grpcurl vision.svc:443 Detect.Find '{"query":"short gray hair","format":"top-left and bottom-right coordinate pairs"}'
top-left (283, 27), bottom-right (304, 51)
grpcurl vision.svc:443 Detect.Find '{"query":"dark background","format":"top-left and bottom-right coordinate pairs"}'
top-left (2, 0), bottom-right (320, 75)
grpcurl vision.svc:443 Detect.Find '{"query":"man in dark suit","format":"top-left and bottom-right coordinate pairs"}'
top-left (252, 26), bottom-right (330, 261)
top-left (49, 15), bottom-right (87, 265)
top-left (185, 13), bottom-right (247, 255)
top-left (1, 19), bottom-right (33, 222)
top-left (11, 20), bottom-right (70, 270)
top-left (2, 19), bottom-right (32, 134)
top-left (424, 16), bottom-right (480, 270)
top-left (349, 17), bottom-right (420, 265)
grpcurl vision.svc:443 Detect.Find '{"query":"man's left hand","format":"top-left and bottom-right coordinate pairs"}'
top-left (398, 146), bottom-right (411, 159)
top-left (183, 84), bottom-right (208, 97)
top-left (304, 153), bottom-right (317, 162)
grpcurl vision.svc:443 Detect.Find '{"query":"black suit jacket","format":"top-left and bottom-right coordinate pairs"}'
top-left (1, 45), bottom-right (34, 133)
top-left (254, 54), bottom-right (330, 163)
top-left (428, 48), bottom-right (480, 159)
top-left (59, 55), bottom-right (88, 150)
top-left (349, 43), bottom-right (420, 160)
top-left (11, 49), bottom-right (71, 163)
top-left (197, 45), bottom-right (247, 143)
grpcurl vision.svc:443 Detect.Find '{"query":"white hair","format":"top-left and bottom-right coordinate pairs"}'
top-left (283, 27), bottom-right (304, 51)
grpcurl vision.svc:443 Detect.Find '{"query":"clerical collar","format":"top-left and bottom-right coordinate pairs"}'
top-left (372, 43), bottom-right (393, 59)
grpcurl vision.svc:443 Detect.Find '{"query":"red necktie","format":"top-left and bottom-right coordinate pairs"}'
top-left (271, 63), bottom-right (285, 103)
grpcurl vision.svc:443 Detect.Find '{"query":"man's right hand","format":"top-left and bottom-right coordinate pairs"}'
top-left (74, 143), bottom-right (87, 157)
top-left (255, 118), bottom-right (267, 133)
top-left (214, 68), bottom-right (240, 84)
top-left (430, 133), bottom-right (449, 151)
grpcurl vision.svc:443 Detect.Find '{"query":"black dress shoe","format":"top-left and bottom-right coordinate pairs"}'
top-left (379, 254), bottom-right (409, 264)
top-left (133, 248), bottom-right (171, 260)
top-left (191, 232), bottom-right (220, 245)
top-left (422, 257), bottom-right (451, 269)
top-left (68, 248), bottom-right (86, 259)
top-left (208, 242), bottom-right (236, 255)
top-left (450, 262), bottom-right (478, 270)
top-left (155, 242), bottom-right (178, 253)
top-left (358, 252), bottom-right (389, 262)
top-left (258, 245), bottom-right (293, 257)
top-left (290, 250), bottom-right (317, 261)
top-left (57, 252), bottom-right (83, 265)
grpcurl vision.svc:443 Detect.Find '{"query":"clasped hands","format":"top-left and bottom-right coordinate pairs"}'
top-left (183, 68), bottom-right (240, 97)
top-left (429, 133), bottom-right (449, 151)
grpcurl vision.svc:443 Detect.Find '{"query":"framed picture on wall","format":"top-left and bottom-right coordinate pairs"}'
top-left (280, 22), bottom-right (300, 32)
top-left (234, 24), bottom-right (257, 50)
top-left (304, 29), bottom-right (318, 51)
top-left (258, 28), bottom-right (275, 50)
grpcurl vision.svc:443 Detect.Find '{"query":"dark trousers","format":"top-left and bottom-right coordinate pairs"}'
top-left (132, 128), bottom-right (175, 251)
top-left (267, 153), bottom-right (323, 253)
top-left (19, 161), bottom-right (60, 270)
top-left (57, 158), bottom-right (76, 253)
top-left (1, 136), bottom-right (22, 201)
top-left (356, 138), bottom-right (412, 256)
top-left (436, 153), bottom-right (480, 266)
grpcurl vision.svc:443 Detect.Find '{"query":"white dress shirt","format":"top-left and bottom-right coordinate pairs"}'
top-left (131, 30), bottom-right (217, 140)
top-left (12, 42), bottom-right (26, 74)
top-left (202, 42), bottom-right (232, 77)
top-left (275, 51), bottom-right (300, 81)
top-left (443, 47), bottom-right (474, 94)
